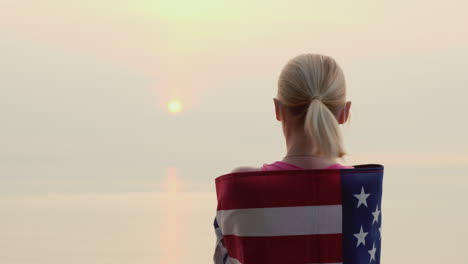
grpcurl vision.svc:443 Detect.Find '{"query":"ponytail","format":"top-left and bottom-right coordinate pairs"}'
top-left (304, 98), bottom-right (346, 160)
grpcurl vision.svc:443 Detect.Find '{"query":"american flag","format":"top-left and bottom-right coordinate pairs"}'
top-left (213, 164), bottom-right (384, 264)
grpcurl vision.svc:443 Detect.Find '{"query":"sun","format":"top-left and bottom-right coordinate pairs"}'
top-left (167, 100), bottom-right (182, 113)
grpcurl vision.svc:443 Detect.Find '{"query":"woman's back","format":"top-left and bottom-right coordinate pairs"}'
top-left (214, 164), bottom-right (384, 264)
top-left (261, 160), bottom-right (355, 171)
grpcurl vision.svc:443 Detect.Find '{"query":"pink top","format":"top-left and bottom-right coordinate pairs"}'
top-left (261, 161), bottom-right (355, 171)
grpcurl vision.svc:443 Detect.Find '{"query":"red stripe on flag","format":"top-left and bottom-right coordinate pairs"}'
top-left (216, 171), bottom-right (342, 210)
top-left (223, 233), bottom-right (342, 264)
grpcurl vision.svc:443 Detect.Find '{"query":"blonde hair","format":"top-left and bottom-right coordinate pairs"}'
top-left (277, 53), bottom-right (351, 161)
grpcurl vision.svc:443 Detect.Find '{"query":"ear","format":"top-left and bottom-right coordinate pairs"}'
top-left (274, 98), bottom-right (281, 121)
top-left (338, 101), bottom-right (352, 124)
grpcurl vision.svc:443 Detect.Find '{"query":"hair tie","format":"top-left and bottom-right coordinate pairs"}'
top-left (310, 96), bottom-right (323, 103)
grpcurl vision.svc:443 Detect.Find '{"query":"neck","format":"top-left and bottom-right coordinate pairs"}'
top-left (282, 124), bottom-right (337, 163)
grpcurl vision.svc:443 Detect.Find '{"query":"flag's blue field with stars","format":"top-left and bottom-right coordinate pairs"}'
top-left (213, 164), bottom-right (384, 264)
top-left (341, 164), bottom-right (383, 264)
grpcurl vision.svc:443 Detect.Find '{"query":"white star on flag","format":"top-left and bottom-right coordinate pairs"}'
top-left (353, 186), bottom-right (371, 208)
top-left (372, 204), bottom-right (380, 224)
top-left (353, 225), bottom-right (368, 247)
top-left (368, 242), bottom-right (376, 263)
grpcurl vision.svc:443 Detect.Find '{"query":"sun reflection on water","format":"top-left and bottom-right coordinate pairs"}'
top-left (158, 166), bottom-right (185, 263)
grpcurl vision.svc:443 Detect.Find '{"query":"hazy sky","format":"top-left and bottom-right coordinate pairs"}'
top-left (1, 1), bottom-right (468, 263)
top-left (1, 0), bottom-right (468, 195)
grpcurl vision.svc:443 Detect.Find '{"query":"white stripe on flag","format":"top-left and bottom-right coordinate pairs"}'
top-left (216, 205), bottom-right (342, 237)
top-left (213, 226), bottom-right (228, 264)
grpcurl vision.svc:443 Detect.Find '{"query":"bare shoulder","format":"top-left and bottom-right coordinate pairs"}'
top-left (231, 166), bottom-right (261, 173)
